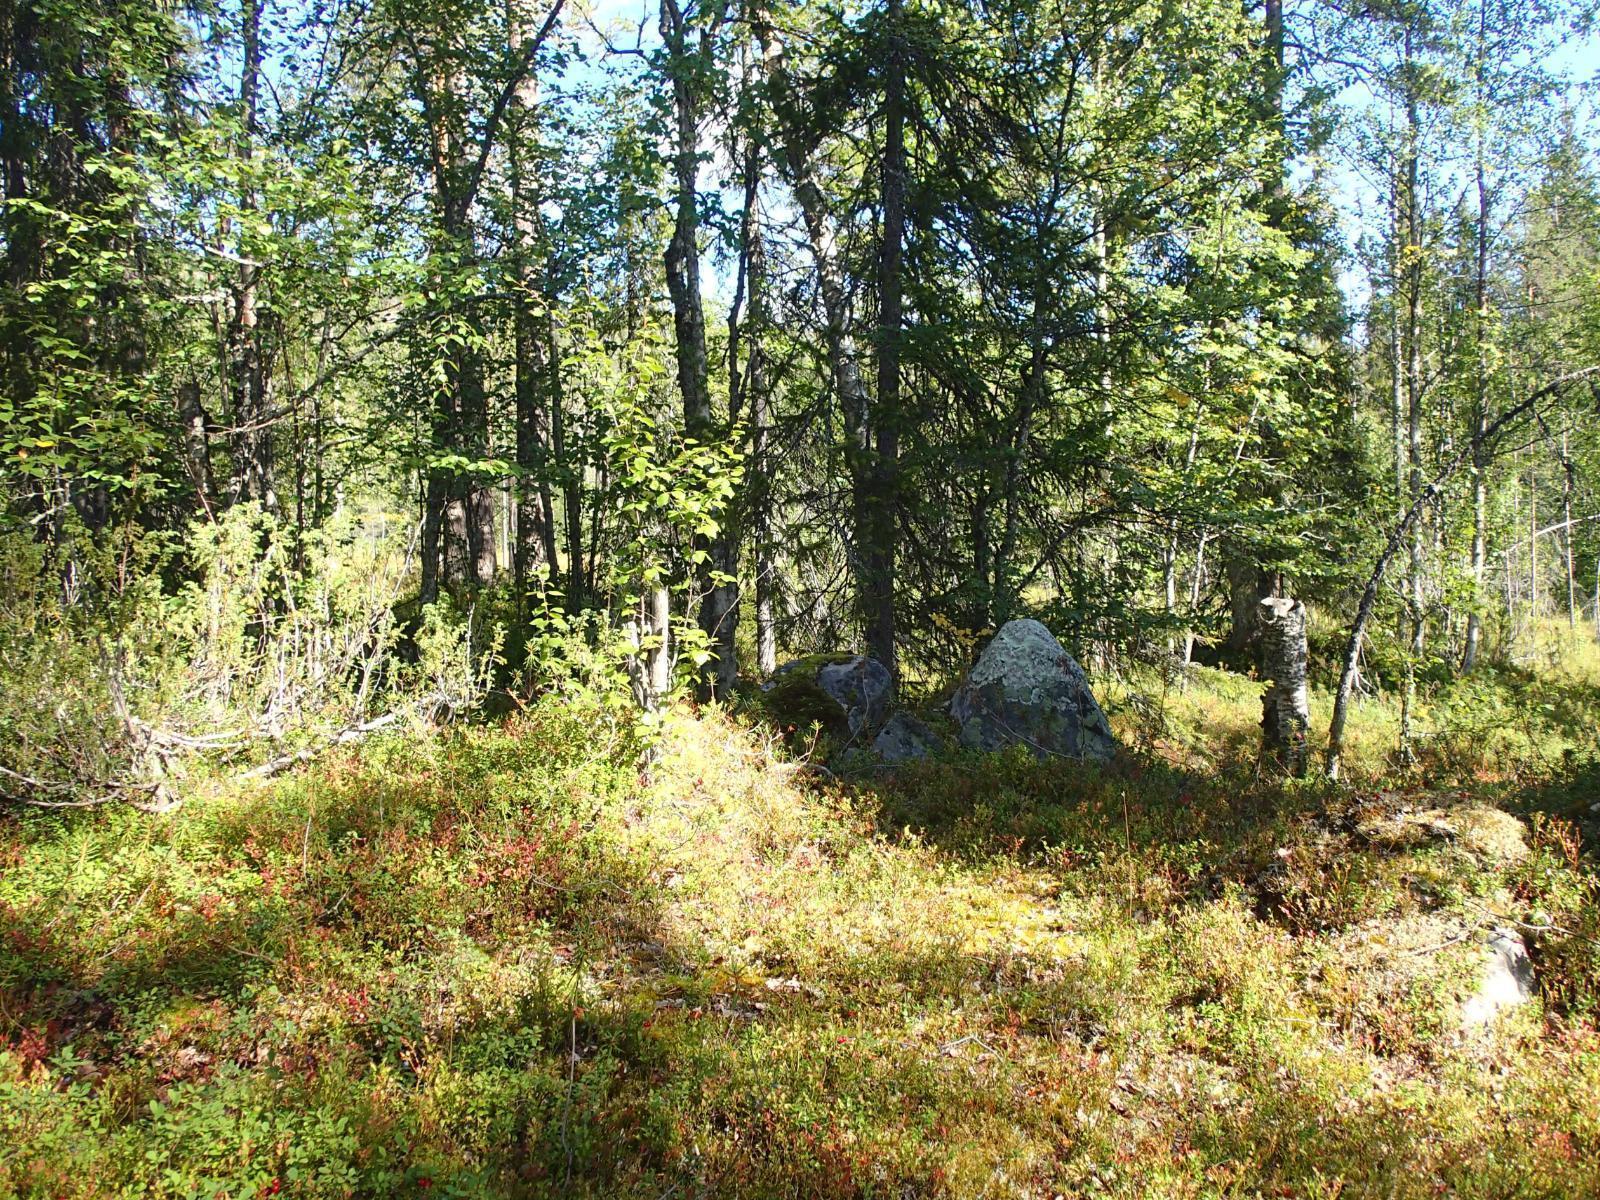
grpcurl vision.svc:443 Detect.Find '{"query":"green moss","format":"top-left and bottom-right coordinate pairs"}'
top-left (756, 653), bottom-right (860, 736)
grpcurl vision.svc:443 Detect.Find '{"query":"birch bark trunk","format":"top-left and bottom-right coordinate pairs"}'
top-left (1258, 597), bottom-right (1310, 778)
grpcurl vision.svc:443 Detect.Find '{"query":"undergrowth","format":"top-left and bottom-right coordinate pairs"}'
top-left (2, 662), bottom-right (1598, 1198)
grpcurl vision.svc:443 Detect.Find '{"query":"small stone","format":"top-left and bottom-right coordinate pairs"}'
top-left (1461, 927), bottom-right (1534, 1028)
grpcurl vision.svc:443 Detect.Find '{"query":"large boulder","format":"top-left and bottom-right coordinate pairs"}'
top-left (765, 654), bottom-right (892, 740)
top-left (949, 619), bottom-right (1116, 761)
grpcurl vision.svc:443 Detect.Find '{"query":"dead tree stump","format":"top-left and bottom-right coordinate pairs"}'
top-left (1258, 597), bottom-right (1311, 778)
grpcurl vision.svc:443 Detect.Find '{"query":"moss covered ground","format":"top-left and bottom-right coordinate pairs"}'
top-left (3, 652), bottom-right (1600, 1198)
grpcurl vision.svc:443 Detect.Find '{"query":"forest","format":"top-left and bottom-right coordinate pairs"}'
top-left (3, 0), bottom-right (1600, 1194)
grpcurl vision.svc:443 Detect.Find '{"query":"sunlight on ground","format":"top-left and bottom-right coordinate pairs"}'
top-left (3, 663), bottom-right (1599, 1197)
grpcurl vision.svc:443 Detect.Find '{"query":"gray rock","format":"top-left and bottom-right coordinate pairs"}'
top-left (769, 654), bottom-right (892, 738)
top-left (949, 619), bottom-right (1116, 761)
top-left (816, 656), bottom-right (892, 735)
top-left (872, 711), bottom-right (943, 763)
top-left (1461, 927), bottom-right (1534, 1028)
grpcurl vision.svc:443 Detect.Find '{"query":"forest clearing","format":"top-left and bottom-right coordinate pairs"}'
top-left (3, 0), bottom-right (1600, 1194)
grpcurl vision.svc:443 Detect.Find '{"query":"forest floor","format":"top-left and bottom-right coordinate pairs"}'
top-left (3, 653), bottom-right (1600, 1198)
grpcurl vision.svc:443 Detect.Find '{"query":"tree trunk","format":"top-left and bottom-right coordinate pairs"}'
top-left (1399, 41), bottom-right (1423, 765)
top-left (418, 51), bottom-right (468, 598)
top-left (1183, 532), bottom-right (1213, 668)
top-left (660, 0), bottom-right (712, 442)
top-left (1225, 559), bottom-right (1274, 657)
top-left (420, 470), bottom-right (445, 604)
top-left (513, 303), bottom-right (556, 598)
top-left (1388, 154), bottom-right (1407, 643)
top-left (745, 164), bottom-right (777, 677)
top-left (410, 3), bottom-right (564, 598)
top-left (1258, 597), bottom-right (1310, 777)
top-left (508, 0), bottom-right (556, 604)
top-left (459, 348), bottom-right (497, 586)
top-left (753, 367), bottom-right (777, 675)
top-left (228, 0), bottom-right (273, 511)
top-left (740, 34), bottom-right (782, 677)
top-left (661, 0), bottom-right (727, 690)
top-left (1461, 16), bottom-right (1490, 674)
top-left (549, 304), bottom-right (582, 609)
top-left (712, 157), bottom-right (768, 696)
top-left (444, 493), bottom-right (471, 586)
top-left (1563, 427), bottom-right (1576, 631)
top-left (995, 339), bottom-right (1045, 625)
top-left (1164, 412), bottom-right (1204, 659)
top-left (627, 576), bottom-right (673, 713)
top-left (178, 379), bottom-right (215, 511)
top-left (867, 0), bottom-right (905, 679)
top-left (1528, 462), bottom-right (1538, 627)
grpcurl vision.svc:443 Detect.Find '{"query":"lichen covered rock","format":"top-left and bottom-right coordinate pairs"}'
top-left (1462, 927), bottom-right (1535, 1028)
top-left (949, 619), bottom-right (1115, 761)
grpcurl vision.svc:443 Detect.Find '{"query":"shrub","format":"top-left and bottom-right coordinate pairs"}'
top-left (0, 506), bottom-right (498, 808)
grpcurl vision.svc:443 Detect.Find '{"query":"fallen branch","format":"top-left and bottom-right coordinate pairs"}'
top-left (0, 762), bottom-right (164, 811)
top-left (0, 761), bottom-right (78, 796)
top-left (2, 711), bottom-right (407, 812)
top-left (236, 711), bottom-right (403, 781)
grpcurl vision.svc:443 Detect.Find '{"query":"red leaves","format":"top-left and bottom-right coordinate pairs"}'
top-left (12, 1023), bottom-right (52, 1069)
